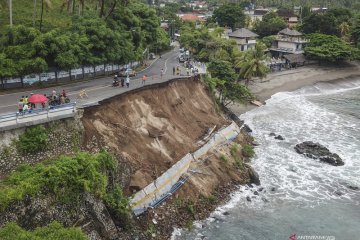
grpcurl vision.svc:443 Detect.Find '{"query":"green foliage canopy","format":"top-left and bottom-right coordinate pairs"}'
top-left (305, 33), bottom-right (359, 62)
top-left (16, 125), bottom-right (48, 154)
top-left (213, 3), bottom-right (246, 30)
top-left (0, 151), bottom-right (117, 211)
top-left (0, 221), bottom-right (86, 240)
top-left (254, 12), bottom-right (287, 38)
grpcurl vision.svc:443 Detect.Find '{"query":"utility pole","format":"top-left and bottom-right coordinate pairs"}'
top-left (9, 0), bottom-right (13, 27)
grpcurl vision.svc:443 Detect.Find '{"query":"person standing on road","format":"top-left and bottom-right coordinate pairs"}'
top-left (173, 67), bottom-right (175, 75)
top-left (161, 69), bottom-right (164, 79)
top-left (121, 78), bottom-right (125, 87)
top-left (23, 96), bottom-right (28, 105)
top-left (18, 99), bottom-right (23, 113)
top-left (22, 103), bottom-right (29, 114)
top-left (126, 76), bottom-right (130, 88)
top-left (142, 75), bottom-right (147, 86)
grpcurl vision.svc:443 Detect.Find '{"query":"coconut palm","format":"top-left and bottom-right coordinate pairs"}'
top-left (236, 43), bottom-right (269, 86)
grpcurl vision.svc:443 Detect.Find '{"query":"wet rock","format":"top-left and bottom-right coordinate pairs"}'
top-left (246, 196), bottom-right (251, 202)
top-left (246, 164), bottom-right (261, 186)
top-left (348, 186), bottom-right (359, 191)
top-left (270, 187), bottom-right (276, 192)
top-left (269, 133), bottom-right (276, 137)
top-left (243, 124), bottom-right (252, 133)
top-left (335, 190), bottom-right (342, 196)
top-left (223, 211), bottom-right (230, 216)
top-left (275, 135), bottom-right (284, 140)
top-left (258, 187), bottom-right (264, 192)
top-left (294, 141), bottom-right (344, 166)
top-left (247, 184), bottom-right (254, 188)
top-left (253, 191), bottom-right (259, 196)
top-left (261, 197), bottom-right (269, 203)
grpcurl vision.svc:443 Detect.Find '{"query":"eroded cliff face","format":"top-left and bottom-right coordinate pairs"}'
top-left (0, 78), bottom-right (254, 240)
top-left (81, 78), bottom-right (229, 193)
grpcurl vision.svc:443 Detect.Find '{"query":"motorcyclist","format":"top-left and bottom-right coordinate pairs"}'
top-left (113, 75), bottom-right (119, 87)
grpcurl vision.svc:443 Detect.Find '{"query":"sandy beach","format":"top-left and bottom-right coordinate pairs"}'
top-left (229, 61), bottom-right (360, 116)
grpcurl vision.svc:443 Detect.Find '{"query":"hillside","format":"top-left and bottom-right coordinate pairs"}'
top-left (0, 78), bottom-right (255, 239)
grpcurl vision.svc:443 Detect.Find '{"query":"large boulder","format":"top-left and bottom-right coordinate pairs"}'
top-left (246, 164), bottom-right (261, 185)
top-left (294, 141), bottom-right (344, 166)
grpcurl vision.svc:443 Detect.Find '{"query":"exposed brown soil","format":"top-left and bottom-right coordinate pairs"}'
top-left (81, 78), bottom-right (254, 239)
top-left (81, 78), bottom-right (229, 194)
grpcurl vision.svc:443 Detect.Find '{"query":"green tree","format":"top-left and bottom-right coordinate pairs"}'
top-left (0, 221), bottom-right (86, 240)
top-left (236, 43), bottom-right (269, 85)
top-left (213, 3), bottom-right (246, 30)
top-left (305, 33), bottom-right (359, 62)
top-left (208, 59), bottom-right (237, 82)
top-left (351, 16), bottom-right (360, 47)
top-left (0, 53), bottom-right (17, 80)
top-left (254, 12), bottom-right (287, 37)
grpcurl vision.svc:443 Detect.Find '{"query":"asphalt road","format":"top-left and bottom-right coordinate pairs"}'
top-left (0, 44), bottom-right (197, 114)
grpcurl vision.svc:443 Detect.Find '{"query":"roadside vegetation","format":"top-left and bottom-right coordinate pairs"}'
top-left (15, 125), bottom-right (48, 154)
top-left (0, 151), bottom-right (131, 221)
top-left (0, 221), bottom-right (86, 240)
top-left (0, 0), bottom-right (170, 83)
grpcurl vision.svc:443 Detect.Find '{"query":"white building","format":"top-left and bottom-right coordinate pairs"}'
top-left (228, 28), bottom-right (259, 51)
top-left (269, 28), bottom-right (309, 57)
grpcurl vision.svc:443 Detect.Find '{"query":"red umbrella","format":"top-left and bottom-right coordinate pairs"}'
top-left (28, 94), bottom-right (48, 103)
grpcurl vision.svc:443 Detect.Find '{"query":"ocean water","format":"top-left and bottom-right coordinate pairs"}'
top-left (173, 79), bottom-right (360, 240)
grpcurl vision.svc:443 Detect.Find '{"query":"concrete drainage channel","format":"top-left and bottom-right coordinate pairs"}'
top-left (131, 121), bottom-right (241, 216)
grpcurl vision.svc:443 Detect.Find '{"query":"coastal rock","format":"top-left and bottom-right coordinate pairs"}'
top-left (246, 196), bottom-right (251, 202)
top-left (243, 124), bottom-right (252, 133)
top-left (275, 135), bottom-right (284, 140)
top-left (294, 141), bottom-right (344, 166)
top-left (270, 187), bottom-right (276, 192)
top-left (253, 191), bottom-right (259, 195)
top-left (269, 133), bottom-right (276, 137)
top-left (335, 190), bottom-right (342, 196)
top-left (348, 185), bottom-right (359, 191)
top-left (246, 165), bottom-right (261, 186)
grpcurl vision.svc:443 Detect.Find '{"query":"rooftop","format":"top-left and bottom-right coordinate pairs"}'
top-left (279, 28), bottom-right (302, 36)
top-left (178, 13), bottom-right (205, 22)
top-left (228, 28), bottom-right (258, 38)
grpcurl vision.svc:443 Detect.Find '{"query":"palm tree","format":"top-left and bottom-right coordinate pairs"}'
top-left (236, 43), bottom-right (269, 86)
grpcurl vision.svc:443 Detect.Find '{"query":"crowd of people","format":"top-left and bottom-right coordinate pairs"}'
top-left (17, 90), bottom-right (70, 114)
top-left (112, 75), bottom-right (131, 88)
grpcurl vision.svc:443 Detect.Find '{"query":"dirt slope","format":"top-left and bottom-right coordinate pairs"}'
top-left (82, 78), bottom-right (229, 191)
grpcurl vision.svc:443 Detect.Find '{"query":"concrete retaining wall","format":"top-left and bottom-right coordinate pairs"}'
top-left (131, 121), bottom-right (241, 213)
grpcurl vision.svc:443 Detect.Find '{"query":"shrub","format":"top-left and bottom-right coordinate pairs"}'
top-left (186, 200), bottom-right (195, 216)
top-left (230, 144), bottom-right (239, 157)
top-left (242, 144), bottom-right (255, 158)
top-left (16, 125), bottom-right (48, 154)
top-left (0, 221), bottom-right (86, 240)
top-left (220, 154), bottom-right (228, 164)
top-left (0, 151), bottom-right (116, 211)
top-left (104, 185), bottom-right (132, 230)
